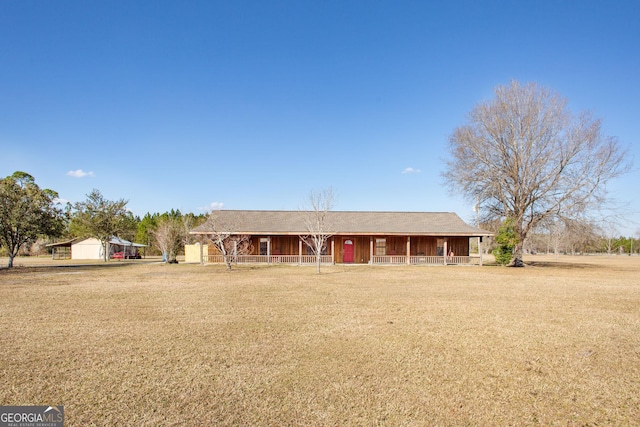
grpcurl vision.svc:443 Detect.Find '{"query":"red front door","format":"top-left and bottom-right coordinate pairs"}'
top-left (343, 239), bottom-right (354, 263)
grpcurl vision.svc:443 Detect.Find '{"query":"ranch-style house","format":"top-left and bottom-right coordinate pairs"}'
top-left (189, 210), bottom-right (491, 266)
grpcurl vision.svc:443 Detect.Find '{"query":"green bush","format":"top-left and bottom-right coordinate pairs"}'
top-left (493, 218), bottom-right (519, 266)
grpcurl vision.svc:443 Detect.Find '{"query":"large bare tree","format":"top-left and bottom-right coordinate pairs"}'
top-left (445, 81), bottom-right (630, 266)
top-left (300, 187), bottom-right (334, 274)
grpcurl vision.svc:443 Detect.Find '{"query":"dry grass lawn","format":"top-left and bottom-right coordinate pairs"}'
top-left (1, 255), bottom-right (639, 425)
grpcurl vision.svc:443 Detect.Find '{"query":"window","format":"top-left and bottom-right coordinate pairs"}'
top-left (259, 238), bottom-right (269, 256)
top-left (436, 238), bottom-right (444, 256)
top-left (375, 238), bottom-right (386, 256)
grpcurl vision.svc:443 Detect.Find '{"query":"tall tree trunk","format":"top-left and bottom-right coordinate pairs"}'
top-left (316, 252), bottom-right (321, 274)
top-left (220, 244), bottom-right (232, 270)
top-left (223, 257), bottom-right (232, 270)
top-left (510, 241), bottom-right (526, 267)
top-left (8, 254), bottom-right (14, 268)
top-left (509, 231), bottom-right (526, 267)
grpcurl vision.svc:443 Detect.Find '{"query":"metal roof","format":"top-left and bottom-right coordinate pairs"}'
top-left (48, 237), bottom-right (147, 247)
top-left (191, 210), bottom-right (491, 237)
top-left (45, 238), bottom-right (78, 248)
top-left (108, 237), bottom-right (147, 247)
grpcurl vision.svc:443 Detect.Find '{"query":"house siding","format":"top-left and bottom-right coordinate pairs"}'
top-left (448, 237), bottom-right (470, 257)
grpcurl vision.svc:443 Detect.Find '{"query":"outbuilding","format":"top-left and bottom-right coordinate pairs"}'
top-left (70, 237), bottom-right (145, 260)
top-left (45, 238), bottom-right (76, 260)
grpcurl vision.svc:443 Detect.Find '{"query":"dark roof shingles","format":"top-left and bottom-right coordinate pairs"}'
top-left (192, 210), bottom-right (490, 236)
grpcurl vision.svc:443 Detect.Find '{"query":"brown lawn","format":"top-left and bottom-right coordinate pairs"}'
top-left (1, 255), bottom-right (639, 426)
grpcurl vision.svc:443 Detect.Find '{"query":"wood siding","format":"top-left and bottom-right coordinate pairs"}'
top-left (270, 236), bottom-right (300, 255)
top-left (447, 237), bottom-right (470, 257)
top-left (371, 236), bottom-right (438, 256)
top-left (335, 236), bottom-right (370, 264)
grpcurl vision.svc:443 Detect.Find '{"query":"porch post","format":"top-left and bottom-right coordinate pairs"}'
top-left (199, 242), bottom-right (203, 265)
top-left (443, 238), bottom-right (448, 266)
top-left (331, 238), bottom-right (335, 264)
top-left (406, 236), bottom-right (411, 265)
top-left (267, 237), bottom-right (271, 264)
top-left (370, 237), bottom-right (374, 264)
top-left (299, 239), bottom-right (303, 265)
top-left (479, 236), bottom-right (483, 266)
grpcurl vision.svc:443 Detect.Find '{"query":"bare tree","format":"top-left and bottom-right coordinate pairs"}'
top-left (598, 220), bottom-right (620, 255)
top-left (300, 188), bottom-right (334, 274)
top-left (543, 218), bottom-right (564, 256)
top-left (153, 217), bottom-right (186, 263)
top-left (445, 81), bottom-right (631, 266)
top-left (563, 218), bottom-right (598, 255)
top-left (201, 211), bottom-right (252, 270)
top-left (538, 216), bottom-right (599, 256)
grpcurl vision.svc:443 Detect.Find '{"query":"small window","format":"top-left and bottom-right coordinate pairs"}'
top-left (375, 238), bottom-right (386, 256)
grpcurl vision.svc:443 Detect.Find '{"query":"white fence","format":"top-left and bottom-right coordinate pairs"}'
top-left (202, 254), bottom-right (333, 265)
top-left (372, 256), bottom-right (481, 265)
top-left (371, 255), bottom-right (408, 264)
top-left (201, 254), bottom-right (481, 265)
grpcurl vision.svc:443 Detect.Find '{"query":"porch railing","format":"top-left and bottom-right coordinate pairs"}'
top-left (410, 256), bottom-right (480, 265)
top-left (371, 255), bottom-right (409, 264)
top-left (410, 256), bottom-right (443, 265)
top-left (201, 254), bottom-right (333, 265)
top-left (200, 254), bottom-right (480, 265)
top-left (372, 256), bottom-right (481, 265)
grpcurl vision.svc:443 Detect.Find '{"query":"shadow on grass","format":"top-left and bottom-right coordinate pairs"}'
top-left (524, 260), bottom-right (602, 270)
top-left (0, 262), bottom-right (148, 274)
top-left (479, 260), bottom-right (604, 270)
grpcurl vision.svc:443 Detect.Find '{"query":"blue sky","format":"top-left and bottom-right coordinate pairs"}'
top-left (1, 1), bottom-right (638, 233)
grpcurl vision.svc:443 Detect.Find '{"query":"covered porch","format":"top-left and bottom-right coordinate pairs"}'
top-left (188, 234), bottom-right (484, 266)
top-left (337, 235), bottom-right (484, 265)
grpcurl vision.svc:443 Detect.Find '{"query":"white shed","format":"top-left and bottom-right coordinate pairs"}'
top-left (71, 237), bottom-right (145, 260)
top-left (71, 238), bottom-right (105, 260)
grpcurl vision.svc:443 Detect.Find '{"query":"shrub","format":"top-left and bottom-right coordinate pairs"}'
top-left (493, 218), bottom-right (519, 266)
